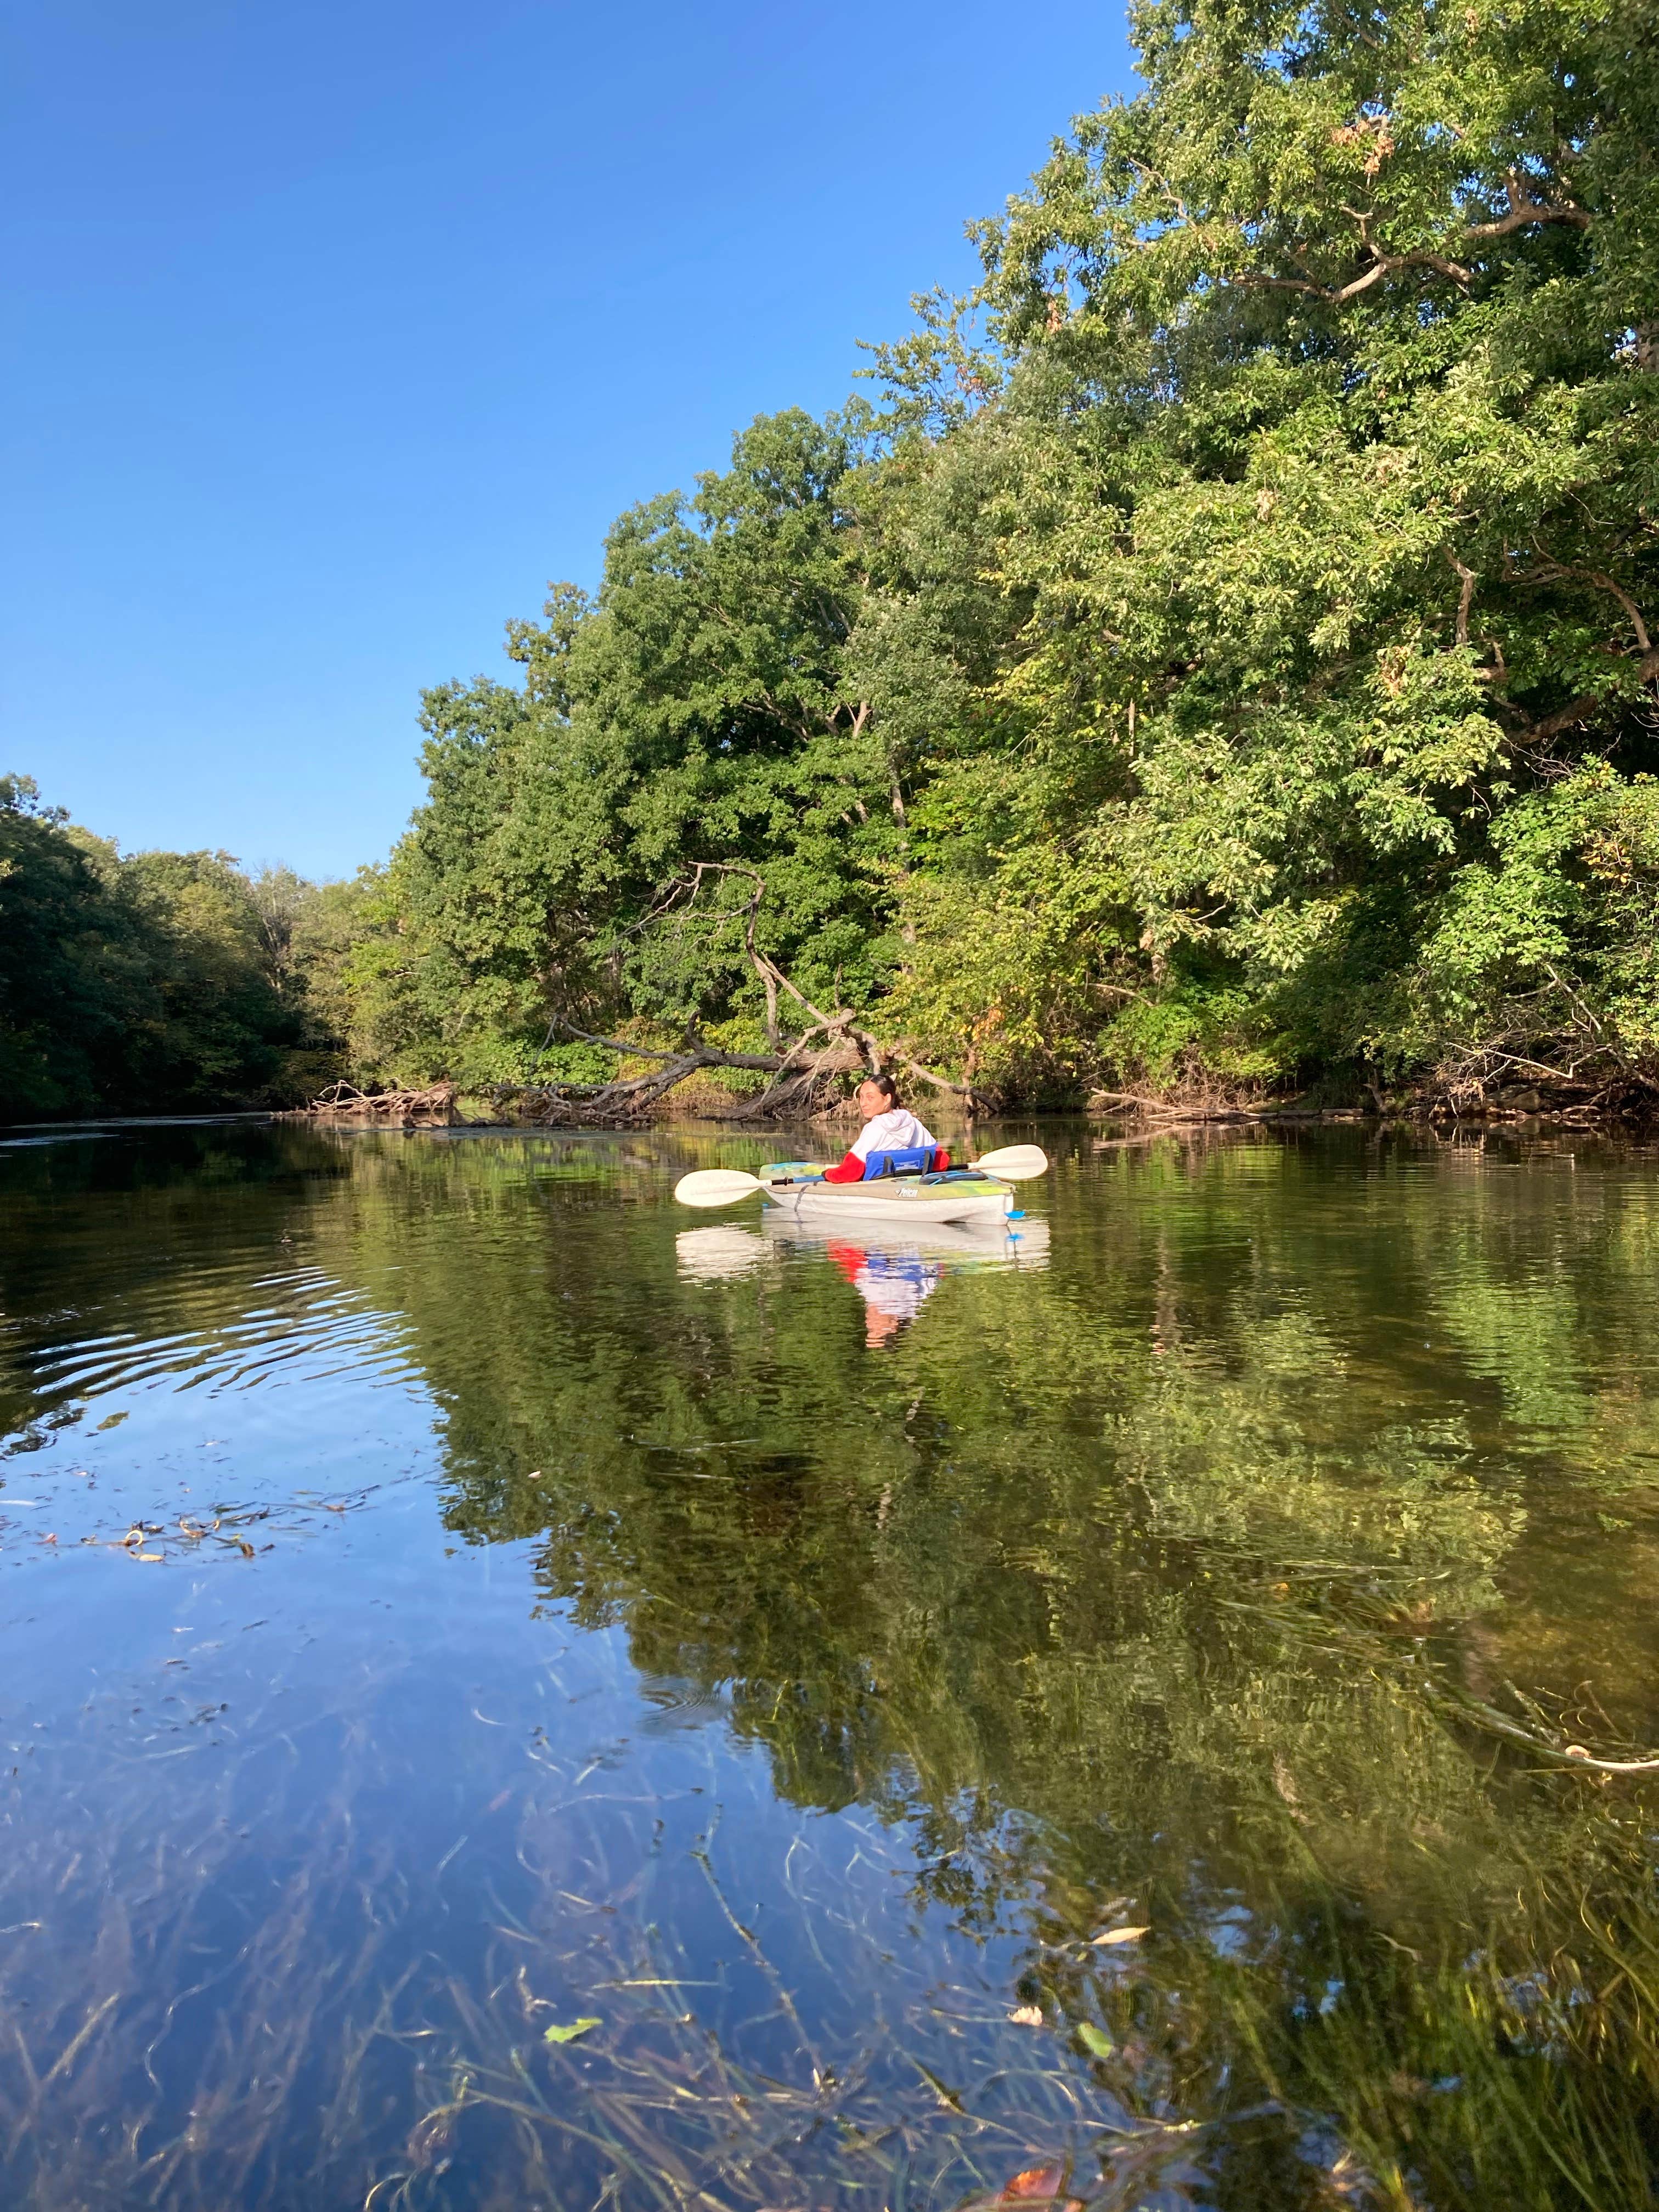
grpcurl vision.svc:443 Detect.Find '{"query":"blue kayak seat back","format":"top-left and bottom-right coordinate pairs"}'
top-left (862, 1144), bottom-right (935, 1180)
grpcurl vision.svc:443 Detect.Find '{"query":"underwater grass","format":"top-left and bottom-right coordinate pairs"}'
top-left (4, 1597), bottom-right (1659, 2212)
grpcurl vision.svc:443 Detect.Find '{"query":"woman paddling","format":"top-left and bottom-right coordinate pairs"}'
top-left (821, 1073), bottom-right (950, 1184)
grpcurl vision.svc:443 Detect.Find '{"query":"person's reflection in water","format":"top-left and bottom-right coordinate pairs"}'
top-left (825, 1239), bottom-right (944, 1347)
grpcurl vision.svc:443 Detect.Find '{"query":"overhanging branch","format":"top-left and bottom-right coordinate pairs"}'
top-left (1233, 171), bottom-right (1589, 306)
top-left (515, 860), bottom-right (984, 1124)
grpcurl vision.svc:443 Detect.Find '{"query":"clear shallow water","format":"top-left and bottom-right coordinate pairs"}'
top-left (3, 1121), bottom-right (1659, 2210)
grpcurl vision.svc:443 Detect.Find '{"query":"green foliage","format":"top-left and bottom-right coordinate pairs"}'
top-left (352, 413), bottom-right (905, 1087)
top-left (865, 0), bottom-right (1659, 1099)
top-left (16, 0), bottom-right (1659, 1114)
top-left (340, 0), bottom-right (1658, 1109)
top-left (1411, 765), bottom-right (1659, 1059)
top-left (0, 776), bottom-right (128, 1116)
top-left (0, 775), bottom-right (344, 1120)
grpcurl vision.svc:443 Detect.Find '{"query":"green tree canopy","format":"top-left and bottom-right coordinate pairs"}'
top-left (347, 412), bottom-right (911, 1088)
top-left (344, 0), bottom-right (1658, 1111)
top-left (16, 0), bottom-right (1657, 1118)
top-left (0, 776), bottom-right (345, 1120)
top-left (864, 0), bottom-right (1659, 1099)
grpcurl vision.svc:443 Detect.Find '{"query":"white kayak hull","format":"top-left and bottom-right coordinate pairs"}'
top-left (758, 1177), bottom-right (1013, 1227)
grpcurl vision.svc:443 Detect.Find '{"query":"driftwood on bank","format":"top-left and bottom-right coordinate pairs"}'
top-left (299, 1081), bottom-right (461, 1126)
top-left (1423, 1030), bottom-right (1659, 1125)
top-left (1090, 1036), bottom-right (1659, 1130)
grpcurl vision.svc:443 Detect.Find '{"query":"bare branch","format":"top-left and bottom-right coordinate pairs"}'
top-left (1491, 558), bottom-right (1659, 740)
top-left (1447, 552), bottom-right (1477, 648)
top-left (1584, 570), bottom-right (1651, 654)
top-left (1232, 167), bottom-right (1589, 311)
top-left (1239, 246), bottom-right (1472, 304)
top-left (1519, 556), bottom-right (1652, 652)
top-left (1517, 648), bottom-right (1659, 745)
top-left (1465, 173), bottom-right (1590, 239)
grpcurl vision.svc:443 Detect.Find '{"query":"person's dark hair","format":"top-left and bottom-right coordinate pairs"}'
top-left (861, 1070), bottom-right (900, 1108)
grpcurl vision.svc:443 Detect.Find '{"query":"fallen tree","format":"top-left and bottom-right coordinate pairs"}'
top-left (476, 1028), bottom-right (862, 1128)
top-left (481, 1000), bottom-right (969, 1130)
top-left (472, 862), bottom-right (980, 1127)
top-left (305, 865), bottom-right (982, 1130)
top-left (300, 1081), bottom-right (461, 1126)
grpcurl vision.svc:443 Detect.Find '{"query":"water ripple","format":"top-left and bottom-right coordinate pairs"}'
top-left (4, 1259), bottom-right (422, 1418)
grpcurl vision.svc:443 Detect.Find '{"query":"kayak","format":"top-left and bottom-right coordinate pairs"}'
top-left (671, 1144), bottom-right (1047, 1226)
top-left (755, 1161), bottom-right (1016, 1227)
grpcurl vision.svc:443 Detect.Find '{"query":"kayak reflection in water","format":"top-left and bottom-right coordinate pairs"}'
top-left (825, 1238), bottom-right (944, 1347)
top-left (676, 1212), bottom-right (1051, 1348)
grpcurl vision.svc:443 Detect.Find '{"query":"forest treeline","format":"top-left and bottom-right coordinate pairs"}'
top-left (7, 0), bottom-right (1657, 1122)
top-left (0, 775), bottom-right (364, 1118)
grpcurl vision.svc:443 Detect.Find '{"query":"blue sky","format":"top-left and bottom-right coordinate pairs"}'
top-left (4, 1), bottom-right (1133, 879)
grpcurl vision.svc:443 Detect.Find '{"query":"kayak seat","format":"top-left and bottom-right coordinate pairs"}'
top-left (862, 1145), bottom-right (945, 1180)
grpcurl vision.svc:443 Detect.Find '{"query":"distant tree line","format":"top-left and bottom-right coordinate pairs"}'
top-left (0, 775), bottom-right (362, 1119)
top-left (7, 0), bottom-right (1657, 1121)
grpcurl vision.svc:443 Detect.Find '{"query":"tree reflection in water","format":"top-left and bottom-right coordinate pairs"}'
top-left (1, 1120), bottom-right (1658, 2208)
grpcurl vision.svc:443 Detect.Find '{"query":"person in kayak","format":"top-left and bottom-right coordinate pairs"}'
top-left (821, 1073), bottom-right (951, 1183)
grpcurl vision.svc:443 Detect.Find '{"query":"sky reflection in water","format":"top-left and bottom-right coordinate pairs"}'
top-left (2, 1121), bottom-right (1658, 2211)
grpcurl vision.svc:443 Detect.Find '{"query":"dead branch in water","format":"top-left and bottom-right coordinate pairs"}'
top-left (299, 1081), bottom-right (462, 1126)
top-left (1088, 1084), bottom-right (1280, 1126)
top-left (503, 1023), bottom-right (815, 1127)
top-left (487, 1014), bottom-right (923, 1130)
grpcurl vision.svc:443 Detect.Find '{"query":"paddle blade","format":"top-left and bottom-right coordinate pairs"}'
top-left (970, 1143), bottom-right (1049, 1182)
top-left (673, 1168), bottom-right (763, 1209)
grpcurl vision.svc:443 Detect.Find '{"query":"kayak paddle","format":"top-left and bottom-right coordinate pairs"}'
top-left (965, 1143), bottom-right (1049, 1181)
top-left (673, 1143), bottom-right (1048, 1209)
top-left (674, 1169), bottom-right (776, 1208)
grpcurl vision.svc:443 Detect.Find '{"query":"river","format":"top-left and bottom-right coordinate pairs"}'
top-left (1, 1119), bottom-right (1657, 2210)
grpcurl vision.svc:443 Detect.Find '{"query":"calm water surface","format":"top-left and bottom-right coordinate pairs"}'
top-left (3, 1121), bottom-right (1659, 2211)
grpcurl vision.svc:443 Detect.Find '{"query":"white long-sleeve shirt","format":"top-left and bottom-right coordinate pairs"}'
top-left (848, 1107), bottom-right (937, 1162)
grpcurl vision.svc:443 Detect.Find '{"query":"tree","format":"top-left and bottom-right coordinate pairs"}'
top-left (356, 0), bottom-right (1658, 1115)
top-left (860, 0), bottom-right (1659, 1104)
top-left (0, 776), bottom-right (340, 1120)
top-left (362, 411), bottom-right (908, 1088)
top-left (33, 0), bottom-right (1654, 1122)
top-left (0, 776), bottom-right (129, 1116)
